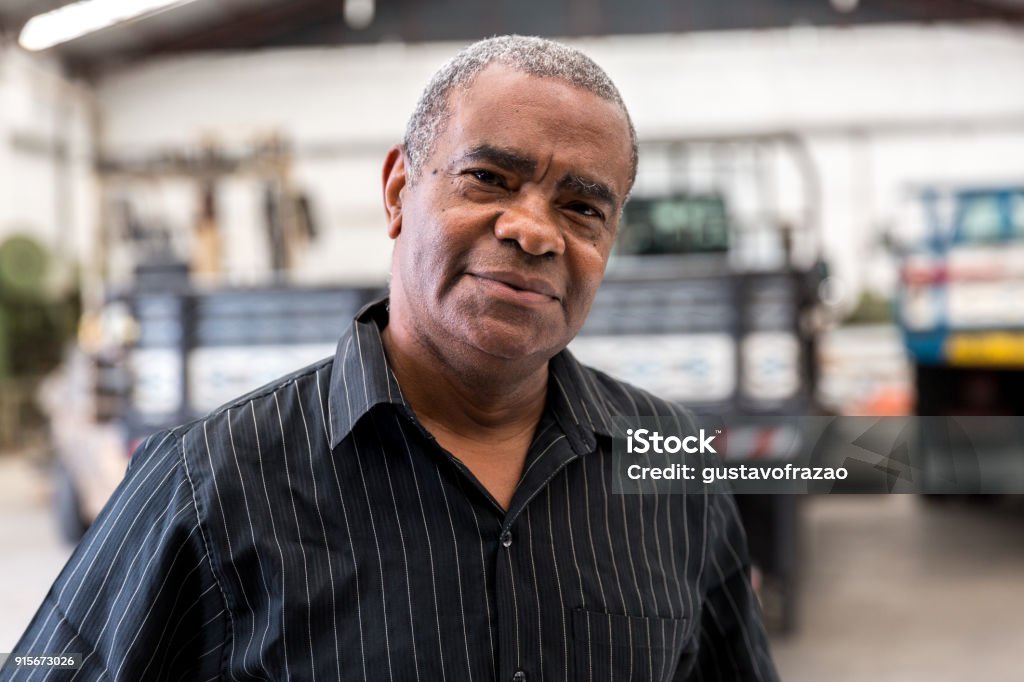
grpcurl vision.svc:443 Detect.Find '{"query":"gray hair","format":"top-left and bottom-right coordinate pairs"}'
top-left (403, 35), bottom-right (638, 190)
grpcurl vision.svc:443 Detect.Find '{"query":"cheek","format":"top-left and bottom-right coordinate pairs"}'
top-left (394, 225), bottom-right (437, 299)
top-left (398, 215), bottom-right (472, 295)
top-left (565, 245), bottom-right (611, 313)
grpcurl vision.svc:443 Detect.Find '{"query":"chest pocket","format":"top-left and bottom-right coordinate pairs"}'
top-left (571, 608), bottom-right (692, 681)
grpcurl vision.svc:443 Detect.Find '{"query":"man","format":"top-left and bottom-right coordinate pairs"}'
top-left (3, 36), bottom-right (777, 681)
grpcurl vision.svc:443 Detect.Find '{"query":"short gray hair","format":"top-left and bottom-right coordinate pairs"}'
top-left (403, 35), bottom-right (638, 189)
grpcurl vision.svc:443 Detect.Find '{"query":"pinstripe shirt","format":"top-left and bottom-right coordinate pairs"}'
top-left (4, 299), bottom-right (777, 682)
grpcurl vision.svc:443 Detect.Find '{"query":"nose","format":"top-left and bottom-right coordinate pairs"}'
top-left (493, 196), bottom-right (566, 258)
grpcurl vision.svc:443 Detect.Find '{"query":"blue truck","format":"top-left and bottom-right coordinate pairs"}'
top-left (895, 185), bottom-right (1024, 493)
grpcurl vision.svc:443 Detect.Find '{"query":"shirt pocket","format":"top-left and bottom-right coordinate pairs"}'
top-left (571, 608), bottom-right (691, 682)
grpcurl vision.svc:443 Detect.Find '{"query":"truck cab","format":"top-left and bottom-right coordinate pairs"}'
top-left (896, 186), bottom-right (1024, 493)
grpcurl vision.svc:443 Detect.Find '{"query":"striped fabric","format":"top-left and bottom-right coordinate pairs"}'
top-left (4, 299), bottom-right (777, 681)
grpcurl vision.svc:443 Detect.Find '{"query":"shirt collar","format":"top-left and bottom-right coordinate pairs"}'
top-left (328, 297), bottom-right (615, 451)
top-left (546, 344), bottom-right (616, 450)
top-left (328, 298), bottom-right (408, 448)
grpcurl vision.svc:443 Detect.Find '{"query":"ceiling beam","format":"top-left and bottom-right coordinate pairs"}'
top-left (135, 0), bottom-right (339, 54)
top-left (43, 0), bottom-right (1024, 77)
top-left (962, 0), bottom-right (1024, 20)
top-left (876, 0), bottom-right (1024, 22)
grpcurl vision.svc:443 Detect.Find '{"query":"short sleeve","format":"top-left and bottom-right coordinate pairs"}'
top-left (0, 430), bottom-right (228, 682)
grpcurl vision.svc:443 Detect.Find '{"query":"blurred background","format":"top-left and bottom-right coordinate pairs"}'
top-left (1, 0), bottom-right (1023, 679)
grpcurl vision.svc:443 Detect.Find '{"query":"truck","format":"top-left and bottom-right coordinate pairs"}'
top-left (895, 185), bottom-right (1024, 493)
top-left (570, 135), bottom-right (829, 632)
top-left (46, 265), bottom-right (381, 541)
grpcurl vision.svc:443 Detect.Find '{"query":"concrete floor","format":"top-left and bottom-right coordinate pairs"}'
top-left (1, 456), bottom-right (1023, 679)
top-left (771, 495), bottom-right (1024, 681)
top-left (0, 455), bottom-right (73, 653)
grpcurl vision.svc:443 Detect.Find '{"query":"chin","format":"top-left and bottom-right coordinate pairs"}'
top-left (461, 324), bottom-right (565, 363)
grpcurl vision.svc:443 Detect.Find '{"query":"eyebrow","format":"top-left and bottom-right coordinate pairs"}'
top-left (456, 143), bottom-right (620, 211)
top-left (558, 174), bottom-right (617, 211)
top-left (456, 144), bottom-right (536, 178)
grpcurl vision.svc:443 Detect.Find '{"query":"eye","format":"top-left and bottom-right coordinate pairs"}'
top-left (567, 202), bottom-right (604, 221)
top-left (466, 169), bottom-right (505, 186)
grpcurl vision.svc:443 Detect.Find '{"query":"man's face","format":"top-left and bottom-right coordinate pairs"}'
top-left (385, 64), bottom-right (634, 364)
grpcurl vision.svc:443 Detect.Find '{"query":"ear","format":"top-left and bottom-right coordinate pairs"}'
top-left (382, 145), bottom-right (407, 240)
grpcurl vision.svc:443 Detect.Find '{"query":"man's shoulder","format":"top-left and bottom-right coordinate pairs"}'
top-left (209, 355), bottom-right (335, 421)
top-left (174, 354), bottom-right (336, 466)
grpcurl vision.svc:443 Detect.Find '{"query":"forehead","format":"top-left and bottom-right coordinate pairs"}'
top-left (439, 64), bottom-right (633, 192)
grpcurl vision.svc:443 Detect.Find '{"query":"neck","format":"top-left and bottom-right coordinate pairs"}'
top-left (381, 309), bottom-right (549, 442)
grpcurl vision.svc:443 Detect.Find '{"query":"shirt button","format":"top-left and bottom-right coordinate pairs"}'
top-left (512, 670), bottom-right (527, 682)
top-left (500, 530), bottom-right (513, 548)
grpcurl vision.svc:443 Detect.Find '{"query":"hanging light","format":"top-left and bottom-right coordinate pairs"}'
top-left (344, 0), bottom-right (375, 30)
top-left (830, 0), bottom-right (860, 13)
top-left (19, 0), bottom-right (201, 52)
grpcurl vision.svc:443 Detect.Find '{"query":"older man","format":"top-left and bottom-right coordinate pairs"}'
top-left (3, 36), bottom-right (777, 681)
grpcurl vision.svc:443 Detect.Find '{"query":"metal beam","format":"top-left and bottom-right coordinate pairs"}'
top-left (135, 0), bottom-right (339, 54)
top-left (876, 0), bottom-right (1024, 22)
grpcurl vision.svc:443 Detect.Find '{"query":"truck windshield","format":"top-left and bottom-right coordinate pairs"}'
top-left (951, 189), bottom-right (1024, 244)
top-left (958, 194), bottom-right (1003, 243)
top-left (1014, 190), bottom-right (1024, 239)
top-left (616, 194), bottom-right (730, 256)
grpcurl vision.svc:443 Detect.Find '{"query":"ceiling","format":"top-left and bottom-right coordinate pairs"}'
top-left (1, 0), bottom-right (1022, 76)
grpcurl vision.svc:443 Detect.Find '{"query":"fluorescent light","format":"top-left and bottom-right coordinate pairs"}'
top-left (830, 0), bottom-right (860, 12)
top-left (19, 0), bottom-right (201, 52)
top-left (344, 0), bottom-right (375, 30)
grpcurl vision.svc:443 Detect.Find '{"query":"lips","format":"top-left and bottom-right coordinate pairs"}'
top-left (468, 270), bottom-right (561, 302)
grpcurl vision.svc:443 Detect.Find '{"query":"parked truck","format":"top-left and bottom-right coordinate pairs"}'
top-left (895, 185), bottom-right (1024, 493)
top-left (570, 135), bottom-right (829, 632)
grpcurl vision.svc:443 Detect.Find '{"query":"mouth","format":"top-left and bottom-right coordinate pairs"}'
top-left (467, 271), bottom-right (561, 305)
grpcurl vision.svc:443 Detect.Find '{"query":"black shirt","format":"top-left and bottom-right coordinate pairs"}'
top-left (4, 299), bottom-right (778, 682)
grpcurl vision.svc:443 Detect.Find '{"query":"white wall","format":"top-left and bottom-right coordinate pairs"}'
top-left (0, 43), bottom-right (95, 290)
top-left (92, 23), bottom-right (1024, 295)
top-left (96, 42), bottom-right (448, 285)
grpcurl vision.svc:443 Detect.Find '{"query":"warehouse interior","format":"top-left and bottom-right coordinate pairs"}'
top-left (2, 1), bottom-right (1024, 679)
